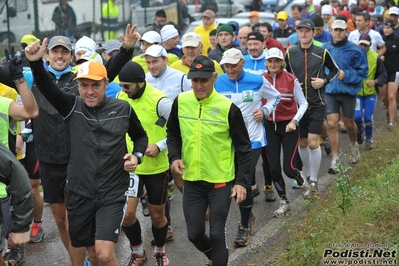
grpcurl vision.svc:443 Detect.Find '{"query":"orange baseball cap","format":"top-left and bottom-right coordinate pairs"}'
top-left (248, 11), bottom-right (260, 19)
top-left (74, 60), bottom-right (107, 81)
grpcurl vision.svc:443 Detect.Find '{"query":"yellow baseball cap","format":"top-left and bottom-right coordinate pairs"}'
top-left (21, 34), bottom-right (39, 45)
top-left (276, 11), bottom-right (289, 21)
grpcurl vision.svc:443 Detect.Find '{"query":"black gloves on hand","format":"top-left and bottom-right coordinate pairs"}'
top-left (5, 46), bottom-right (24, 81)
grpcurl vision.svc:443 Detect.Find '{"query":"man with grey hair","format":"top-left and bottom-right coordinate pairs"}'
top-left (170, 32), bottom-right (224, 74)
top-left (237, 26), bottom-right (252, 50)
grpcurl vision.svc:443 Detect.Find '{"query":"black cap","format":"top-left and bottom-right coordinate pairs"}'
top-left (358, 34), bottom-right (371, 46)
top-left (155, 10), bottom-right (166, 17)
top-left (384, 19), bottom-right (395, 28)
top-left (247, 31), bottom-right (264, 42)
top-left (311, 15), bottom-right (324, 27)
top-left (187, 55), bottom-right (215, 79)
top-left (119, 62), bottom-right (146, 83)
top-left (296, 19), bottom-right (315, 30)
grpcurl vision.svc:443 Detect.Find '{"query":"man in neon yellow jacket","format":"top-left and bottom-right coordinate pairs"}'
top-left (102, 0), bottom-right (119, 41)
top-left (167, 55), bottom-right (252, 266)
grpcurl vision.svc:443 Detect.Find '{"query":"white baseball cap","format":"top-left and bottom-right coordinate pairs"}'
top-left (331, 19), bottom-right (347, 30)
top-left (182, 32), bottom-right (202, 48)
top-left (265, 48), bottom-right (284, 60)
top-left (389, 6), bottom-right (399, 15)
top-left (141, 31), bottom-right (162, 44)
top-left (220, 48), bottom-right (244, 65)
top-left (141, 45), bottom-right (168, 58)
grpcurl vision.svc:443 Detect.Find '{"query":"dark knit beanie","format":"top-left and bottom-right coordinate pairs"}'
top-left (311, 15), bottom-right (324, 27)
top-left (119, 62), bottom-right (145, 83)
top-left (217, 24), bottom-right (235, 36)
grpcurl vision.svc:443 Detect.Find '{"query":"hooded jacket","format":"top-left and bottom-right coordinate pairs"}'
top-left (323, 38), bottom-right (368, 95)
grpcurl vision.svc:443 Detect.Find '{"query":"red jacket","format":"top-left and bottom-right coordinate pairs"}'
top-left (263, 70), bottom-right (297, 123)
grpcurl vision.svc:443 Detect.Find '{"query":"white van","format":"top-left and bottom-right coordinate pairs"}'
top-left (0, 0), bottom-right (132, 44)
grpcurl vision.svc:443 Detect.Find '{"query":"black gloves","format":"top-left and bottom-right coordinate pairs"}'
top-left (5, 46), bottom-right (24, 81)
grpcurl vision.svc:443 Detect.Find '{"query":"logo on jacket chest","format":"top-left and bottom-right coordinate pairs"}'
top-left (210, 108), bottom-right (221, 116)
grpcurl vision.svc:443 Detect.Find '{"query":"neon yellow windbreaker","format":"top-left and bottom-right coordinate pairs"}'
top-left (177, 89), bottom-right (235, 183)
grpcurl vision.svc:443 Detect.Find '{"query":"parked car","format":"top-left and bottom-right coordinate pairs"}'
top-left (261, 0), bottom-right (294, 12)
top-left (232, 11), bottom-right (275, 24)
top-left (182, 17), bottom-right (251, 35)
top-left (234, 0), bottom-right (255, 11)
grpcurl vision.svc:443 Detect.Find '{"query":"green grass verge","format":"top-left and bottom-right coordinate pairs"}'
top-left (273, 125), bottom-right (399, 265)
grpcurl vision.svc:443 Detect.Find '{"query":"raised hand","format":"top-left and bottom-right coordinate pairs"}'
top-left (5, 46), bottom-right (23, 81)
top-left (25, 38), bottom-right (47, 62)
top-left (119, 24), bottom-right (141, 50)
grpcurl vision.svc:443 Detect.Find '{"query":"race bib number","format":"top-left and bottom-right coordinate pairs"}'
top-left (126, 172), bottom-right (140, 198)
top-left (242, 90), bottom-right (254, 102)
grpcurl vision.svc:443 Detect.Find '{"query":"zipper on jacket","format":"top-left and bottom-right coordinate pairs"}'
top-left (198, 104), bottom-right (202, 118)
top-left (54, 79), bottom-right (60, 164)
top-left (304, 49), bottom-right (308, 100)
top-left (94, 108), bottom-right (100, 199)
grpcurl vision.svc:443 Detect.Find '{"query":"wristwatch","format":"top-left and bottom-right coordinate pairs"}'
top-left (133, 152), bottom-right (144, 164)
top-left (292, 119), bottom-right (299, 126)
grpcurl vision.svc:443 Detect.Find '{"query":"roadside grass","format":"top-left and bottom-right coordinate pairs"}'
top-left (272, 124), bottom-right (399, 265)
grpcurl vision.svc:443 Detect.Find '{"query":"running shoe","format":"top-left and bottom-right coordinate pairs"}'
top-left (29, 222), bottom-right (45, 243)
top-left (294, 172), bottom-right (305, 187)
top-left (154, 252), bottom-right (169, 266)
top-left (263, 185), bottom-right (276, 202)
top-left (3, 244), bottom-right (26, 264)
top-left (251, 184), bottom-right (260, 197)
top-left (4, 260), bottom-right (18, 266)
top-left (233, 223), bottom-right (251, 247)
top-left (365, 140), bottom-right (373, 150)
top-left (273, 199), bottom-right (290, 217)
top-left (126, 250), bottom-right (148, 266)
top-left (303, 179), bottom-right (318, 199)
top-left (324, 137), bottom-right (331, 155)
top-left (328, 156), bottom-right (339, 174)
top-left (350, 144), bottom-right (360, 164)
